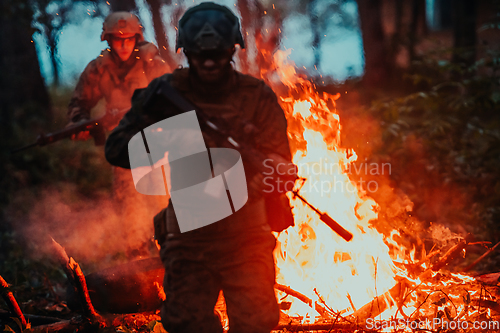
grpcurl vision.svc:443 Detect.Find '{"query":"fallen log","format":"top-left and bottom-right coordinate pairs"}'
top-left (51, 238), bottom-right (105, 327)
top-left (350, 281), bottom-right (405, 322)
top-left (73, 257), bottom-right (164, 313)
top-left (29, 319), bottom-right (78, 333)
top-left (0, 274), bottom-right (27, 329)
top-left (30, 315), bottom-right (113, 333)
top-left (0, 310), bottom-right (61, 326)
top-left (24, 312), bottom-right (162, 333)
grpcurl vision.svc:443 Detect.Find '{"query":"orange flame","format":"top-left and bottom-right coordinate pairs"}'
top-left (268, 50), bottom-right (400, 318)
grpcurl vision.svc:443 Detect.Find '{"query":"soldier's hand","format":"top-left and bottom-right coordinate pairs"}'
top-left (72, 131), bottom-right (91, 141)
top-left (66, 120), bottom-right (91, 141)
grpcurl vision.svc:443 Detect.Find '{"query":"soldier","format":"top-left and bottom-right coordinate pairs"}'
top-left (67, 12), bottom-right (170, 259)
top-left (67, 11), bottom-right (170, 131)
top-left (105, 2), bottom-right (293, 332)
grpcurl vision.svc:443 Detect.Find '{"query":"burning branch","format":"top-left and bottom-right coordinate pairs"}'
top-left (50, 238), bottom-right (104, 326)
top-left (462, 241), bottom-right (500, 273)
top-left (352, 239), bottom-right (469, 322)
top-left (429, 239), bottom-right (468, 272)
top-left (351, 282), bottom-right (403, 322)
top-left (0, 274), bottom-right (27, 329)
top-left (275, 322), bottom-right (361, 331)
top-left (275, 284), bottom-right (333, 319)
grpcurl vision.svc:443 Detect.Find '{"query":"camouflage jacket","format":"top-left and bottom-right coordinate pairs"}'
top-left (67, 41), bottom-right (170, 130)
top-left (105, 68), bottom-right (292, 235)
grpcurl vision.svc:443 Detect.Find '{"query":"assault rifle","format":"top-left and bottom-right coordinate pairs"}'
top-left (149, 81), bottom-right (354, 242)
top-left (12, 110), bottom-right (127, 154)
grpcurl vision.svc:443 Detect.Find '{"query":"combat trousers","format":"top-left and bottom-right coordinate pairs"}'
top-left (158, 214), bottom-right (280, 333)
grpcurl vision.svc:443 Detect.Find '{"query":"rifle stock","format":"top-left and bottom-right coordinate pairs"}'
top-left (12, 118), bottom-right (106, 154)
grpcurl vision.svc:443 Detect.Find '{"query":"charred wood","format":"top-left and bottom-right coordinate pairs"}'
top-left (29, 316), bottom-right (103, 333)
top-left (352, 240), bottom-right (468, 321)
top-left (0, 274), bottom-right (27, 329)
top-left (430, 239), bottom-right (467, 272)
top-left (50, 238), bottom-right (104, 327)
top-left (350, 282), bottom-right (404, 322)
top-left (0, 310), bottom-right (61, 326)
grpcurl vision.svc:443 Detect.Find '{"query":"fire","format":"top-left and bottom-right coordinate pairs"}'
top-left (258, 51), bottom-right (498, 333)
top-left (266, 50), bottom-right (400, 318)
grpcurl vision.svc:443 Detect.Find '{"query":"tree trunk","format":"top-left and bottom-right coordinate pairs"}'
top-left (236, 0), bottom-right (253, 75)
top-left (308, 0), bottom-right (321, 70)
top-left (145, 0), bottom-right (174, 67)
top-left (48, 32), bottom-right (59, 86)
top-left (109, 0), bottom-right (137, 12)
top-left (356, 0), bottom-right (390, 87)
top-left (408, 0), bottom-right (427, 62)
top-left (452, 0), bottom-right (477, 67)
top-left (0, 0), bottom-right (51, 205)
top-left (0, 2), bottom-right (51, 131)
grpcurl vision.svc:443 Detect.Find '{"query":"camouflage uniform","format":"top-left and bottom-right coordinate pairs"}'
top-left (105, 67), bottom-right (292, 332)
top-left (67, 41), bottom-right (169, 130)
top-left (67, 25), bottom-right (170, 251)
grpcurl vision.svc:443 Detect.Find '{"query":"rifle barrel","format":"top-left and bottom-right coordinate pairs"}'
top-left (11, 142), bottom-right (38, 154)
top-left (10, 116), bottom-right (109, 153)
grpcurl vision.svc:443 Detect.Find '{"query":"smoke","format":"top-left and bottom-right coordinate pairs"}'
top-left (10, 171), bottom-right (167, 270)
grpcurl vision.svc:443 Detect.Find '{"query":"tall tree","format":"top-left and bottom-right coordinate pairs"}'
top-left (236, 0), bottom-right (284, 77)
top-left (306, 0), bottom-right (359, 72)
top-left (32, 0), bottom-right (72, 86)
top-left (308, 0), bottom-right (321, 70)
top-left (145, 0), bottom-right (175, 68)
top-left (109, 0), bottom-right (137, 12)
top-left (356, 0), bottom-right (389, 86)
top-left (0, 0), bottom-right (50, 130)
top-left (0, 0), bottom-right (50, 205)
top-left (452, 0), bottom-right (477, 67)
top-left (408, 0), bottom-right (427, 62)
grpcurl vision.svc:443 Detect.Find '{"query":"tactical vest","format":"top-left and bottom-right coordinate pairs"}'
top-left (95, 42), bottom-right (166, 125)
top-left (168, 68), bottom-right (265, 146)
top-left (152, 69), bottom-right (294, 236)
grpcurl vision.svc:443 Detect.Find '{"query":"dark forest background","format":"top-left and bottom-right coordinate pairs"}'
top-left (1, 0), bottom-right (500, 330)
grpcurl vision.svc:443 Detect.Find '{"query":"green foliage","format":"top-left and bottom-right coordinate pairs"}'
top-left (369, 52), bottom-right (500, 255)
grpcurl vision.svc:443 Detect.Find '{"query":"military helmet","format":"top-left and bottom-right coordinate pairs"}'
top-left (101, 12), bottom-right (144, 42)
top-left (176, 2), bottom-right (245, 53)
